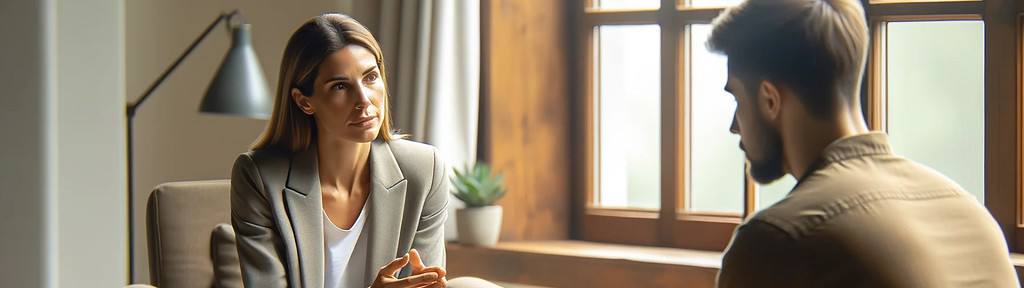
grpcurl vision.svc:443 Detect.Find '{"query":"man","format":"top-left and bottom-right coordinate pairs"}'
top-left (708, 0), bottom-right (1019, 287)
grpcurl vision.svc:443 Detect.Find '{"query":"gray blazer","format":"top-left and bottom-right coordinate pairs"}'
top-left (230, 139), bottom-right (449, 288)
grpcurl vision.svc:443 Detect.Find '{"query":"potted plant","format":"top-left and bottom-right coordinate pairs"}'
top-left (450, 162), bottom-right (506, 246)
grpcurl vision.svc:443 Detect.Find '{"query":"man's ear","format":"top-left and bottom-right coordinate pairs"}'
top-left (291, 88), bottom-right (314, 115)
top-left (757, 80), bottom-right (782, 122)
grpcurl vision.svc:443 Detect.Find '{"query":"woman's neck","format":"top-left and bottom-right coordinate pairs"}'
top-left (316, 136), bottom-right (371, 197)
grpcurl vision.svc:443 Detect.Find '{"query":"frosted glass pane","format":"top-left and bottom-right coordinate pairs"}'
top-left (687, 24), bottom-right (745, 214)
top-left (756, 175), bottom-right (796, 211)
top-left (886, 21), bottom-right (984, 202)
top-left (688, 0), bottom-right (742, 8)
top-left (595, 25), bottom-right (661, 210)
top-left (595, 0), bottom-right (659, 10)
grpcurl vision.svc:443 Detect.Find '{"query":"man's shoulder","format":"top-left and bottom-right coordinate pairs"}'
top-left (757, 155), bottom-right (954, 229)
top-left (751, 155), bottom-right (971, 239)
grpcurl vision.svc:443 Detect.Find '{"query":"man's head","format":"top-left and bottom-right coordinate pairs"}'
top-left (708, 0), bottom-right (869, 183)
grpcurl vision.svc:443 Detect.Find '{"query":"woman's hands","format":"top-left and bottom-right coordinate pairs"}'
top-left (370, 249), bottom-right (447, 288)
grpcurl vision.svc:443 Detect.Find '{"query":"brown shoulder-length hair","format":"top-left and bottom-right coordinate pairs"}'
top-left (251, 13), bottom-right (401, 152)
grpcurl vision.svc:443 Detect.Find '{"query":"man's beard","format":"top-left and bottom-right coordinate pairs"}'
top-left (748, 117), bottom-right (786, 184)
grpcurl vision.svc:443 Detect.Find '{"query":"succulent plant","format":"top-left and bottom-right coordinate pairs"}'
top-left (450, 162), bottom-right (506, 207)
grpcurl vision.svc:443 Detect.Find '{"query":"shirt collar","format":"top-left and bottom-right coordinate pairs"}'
top-left (818, 132), bottom-right (893, 166)
top-left (795, 132), bottom-right (892, 183)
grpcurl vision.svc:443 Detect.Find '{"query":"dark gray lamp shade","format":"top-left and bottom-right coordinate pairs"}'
top-left (200, 23), bottom-right (272, 119)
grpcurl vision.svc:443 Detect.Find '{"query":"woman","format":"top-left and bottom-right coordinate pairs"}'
top-left (231, 13), bottom-right (448, 288)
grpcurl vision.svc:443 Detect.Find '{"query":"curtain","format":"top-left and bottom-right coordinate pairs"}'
top-left (364, 0), bottom-right (481, 240)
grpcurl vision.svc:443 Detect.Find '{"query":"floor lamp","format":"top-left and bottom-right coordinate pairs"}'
top-left (124, 10), bottom-right (271, 282)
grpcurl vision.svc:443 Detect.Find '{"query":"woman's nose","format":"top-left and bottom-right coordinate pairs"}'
top-left (729, 114), bottom-right (739, 134)
top-left (354, 85), bottom-right (373, 109)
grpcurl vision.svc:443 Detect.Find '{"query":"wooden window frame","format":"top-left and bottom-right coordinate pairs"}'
top-left (577, 0), bottom-right (740, 251)
top-left (574, 0), bottom-right (1022, 252)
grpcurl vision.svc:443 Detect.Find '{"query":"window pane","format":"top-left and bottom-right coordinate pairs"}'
top-left (594, 0), bottom-right (659, 10)
top-left (595, 25), bottom-right (661, 210)
top-left (886, 21), bottom-right (984, 202)
top-left (756, 175), bottom-right (796, 211)
top-left (686, 24), bottom-right (744, 214)
top-left (686, 0), bottom-right (742, 8)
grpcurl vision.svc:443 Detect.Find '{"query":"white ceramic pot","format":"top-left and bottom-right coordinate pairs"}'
top-left (455, 205), bottom-right (503, 246)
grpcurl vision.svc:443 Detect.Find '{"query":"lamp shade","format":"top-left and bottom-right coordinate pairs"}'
top-left (200, 23), bottom-right (272, 119)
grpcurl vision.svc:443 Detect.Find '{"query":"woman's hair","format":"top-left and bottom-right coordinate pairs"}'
top-left (252, 13), bottom-right (400, 152)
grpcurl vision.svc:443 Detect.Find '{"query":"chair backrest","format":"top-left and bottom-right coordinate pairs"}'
top-left (146, 180), bottom-right (231, 288)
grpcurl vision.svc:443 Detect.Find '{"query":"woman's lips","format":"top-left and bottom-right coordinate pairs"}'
top-left (349, 116), bottom-right (379, 128)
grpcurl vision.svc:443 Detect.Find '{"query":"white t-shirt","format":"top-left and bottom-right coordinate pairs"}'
top-left (323, 205), bottom-right (369, 288)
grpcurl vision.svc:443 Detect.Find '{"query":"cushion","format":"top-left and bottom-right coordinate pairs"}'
top-left (210, 223), bottom-right (243, 288)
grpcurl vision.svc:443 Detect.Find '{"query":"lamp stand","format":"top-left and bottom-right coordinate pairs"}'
top-left (125, 10), bottom-right (242, 283)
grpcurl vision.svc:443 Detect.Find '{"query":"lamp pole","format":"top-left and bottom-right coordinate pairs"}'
top-left (124, 10), bottom-right (243, 282)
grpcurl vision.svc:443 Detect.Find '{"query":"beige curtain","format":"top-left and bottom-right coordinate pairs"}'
top-left (354, 0), bottom-right (480, 240)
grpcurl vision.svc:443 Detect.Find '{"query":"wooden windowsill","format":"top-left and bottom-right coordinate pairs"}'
top-left (447, 240), bottom-right (721, 288)
top-left (448, 240), bottom-right (1024, 288)
top-left (456, 240), bottom-right (723, 268)
top-left (1010, 253), bottom-right (1024, 267)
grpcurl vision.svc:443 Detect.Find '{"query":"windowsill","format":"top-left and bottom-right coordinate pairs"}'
top-left (1010, 253), bottom-right (1024, 268)
top-left (446, 240), bottom-right (721, 288)
top-left (448, 240), bottom-right (1024, 288)
top-left (455, 240), bottom-right (723, 268)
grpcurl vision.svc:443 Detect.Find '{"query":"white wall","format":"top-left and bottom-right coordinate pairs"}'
top-left (0, 0), bottom-right (127, 287)
top-left (125, 0), bottom-right (353, 282)
top-left (56, 0), bottom-right (128, 286)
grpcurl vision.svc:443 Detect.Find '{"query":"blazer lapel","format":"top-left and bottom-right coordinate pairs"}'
top-left (283, 145), bottom-right (324, 288)
top-left (365, 140), bottom-right (408, 281)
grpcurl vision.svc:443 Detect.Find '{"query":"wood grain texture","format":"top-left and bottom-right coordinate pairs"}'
top-left (671, 216), bottom-right (739, 251)
top-left (484, 0), bottom-right (572, 241)
top-left (1017, 11), bottom-right (1024, 252)
top-left (581, 213), bottom-right (660, 246)
top-left (447, 241), bottom-right (720, 288)
top-left (982, 0), bottom-right (1021, 252)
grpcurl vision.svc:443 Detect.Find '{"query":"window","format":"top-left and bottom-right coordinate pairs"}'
top-left (686, 24), bottom-right (745, 215)
top-left (593, 25), bottom-right (662, 210)
top-left (576, 0), bottom-right (1022, 252)
top-left (579, 0), bottom-right (758, 251)
top-left (884, 21), bottom-right (985, 201)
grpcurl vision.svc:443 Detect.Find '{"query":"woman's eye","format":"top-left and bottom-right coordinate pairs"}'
top-left (365, 72), bottom-right (379, 83)
top-left (331, 83), bottom-right (346, 91)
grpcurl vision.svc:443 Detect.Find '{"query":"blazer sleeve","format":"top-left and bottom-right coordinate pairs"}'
top-left (717, 220), bottom-right (804, 288)
top-left (230, 154), bottom-right (288, 287)
top-left (411, 147), bottom-right (450, 269)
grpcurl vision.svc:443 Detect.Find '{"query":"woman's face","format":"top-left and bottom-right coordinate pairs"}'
top-left (293, 44), bottom-right (385, 143)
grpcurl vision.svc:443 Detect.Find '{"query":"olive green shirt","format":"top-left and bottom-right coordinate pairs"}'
top-left (718, 132), bottom-right (1018, 288)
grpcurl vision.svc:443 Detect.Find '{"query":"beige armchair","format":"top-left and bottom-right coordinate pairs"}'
top-left (146, 180), bottom-right (236, 288)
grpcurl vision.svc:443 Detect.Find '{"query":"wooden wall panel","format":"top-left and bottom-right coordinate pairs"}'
top-left (983, 0), bottom-right (1020, 252)
top-left (484, 0), bottom-right (572, 241)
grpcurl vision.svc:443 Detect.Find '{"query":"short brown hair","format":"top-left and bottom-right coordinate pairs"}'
top-left (252, 13), bottom-right (401, 152)
top-left (708, 0), bottom-right (868, 118)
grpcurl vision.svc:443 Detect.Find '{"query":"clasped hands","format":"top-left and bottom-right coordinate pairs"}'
top-left (370, 249), bottom-right (447, 288)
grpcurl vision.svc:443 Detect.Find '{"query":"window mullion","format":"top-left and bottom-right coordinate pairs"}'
top-left (659, 0), bottom-right (682, 247)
